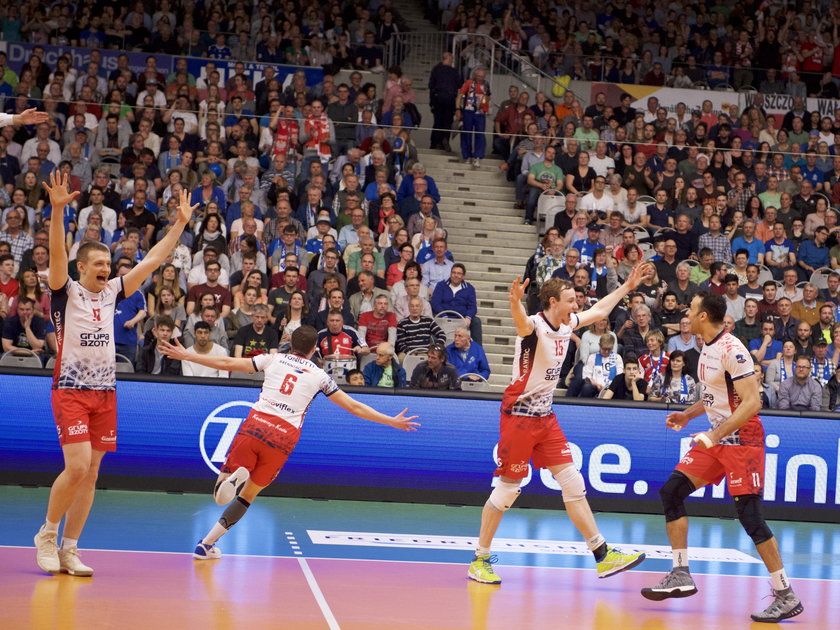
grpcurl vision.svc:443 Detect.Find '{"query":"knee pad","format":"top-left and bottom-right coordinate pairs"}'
top-left (219, 496), bottom-right (251, 530)
top-left (554, 466), bottom-right (586, 502)
top-left (735, 494), bottom-right (774, 545)
top-left (488, 480), bottom-right (521, 512)
top-left (660, 471), bottom-right (695, 522)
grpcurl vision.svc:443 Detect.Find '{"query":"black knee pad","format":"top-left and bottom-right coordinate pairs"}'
top-left (660, 471), bottom-right (696, 522)
top-left (219, 496), bottom-right (251, 530)
top-left (734, 494), bottom-right (774, 545)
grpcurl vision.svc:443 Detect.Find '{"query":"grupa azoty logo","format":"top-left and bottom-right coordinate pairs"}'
top-left (199, 401), bottom-right (253, 474)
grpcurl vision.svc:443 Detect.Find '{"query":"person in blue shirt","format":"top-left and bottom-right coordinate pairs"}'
top-left (749, 320), bottom-right (783, 369)
top-left (112, 260), bottom-right (148, 363)
top-left (446, 327), bottom-right (490, 380)
top-left (800, 152), bottom-right (825, 189)
top-left (797, 226), bottom-right (830, 279)
top-left (431, 263), bottom-right (481, 344)
top-left (363, 341), bottom-right (407, 387)
top-left (573, 223), bottom-right (606, 265)
top-left (731, 220), bottom-right (766, 265)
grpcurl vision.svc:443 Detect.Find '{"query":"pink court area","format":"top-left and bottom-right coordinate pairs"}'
top-left (1, 546), bottom-right (835, 630)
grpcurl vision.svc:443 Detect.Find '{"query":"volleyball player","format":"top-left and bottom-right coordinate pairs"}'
top-left (158, 326), bottom-right (419, 559)
top-left (467, 265), bottom-right (652, 585)
top-left (641, 292), bottom-right (803, 623)
top-left (33, 173), bottom-right (197, 576)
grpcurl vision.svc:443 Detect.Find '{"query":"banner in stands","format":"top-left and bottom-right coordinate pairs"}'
top-left (1, 374), bottom-right (837, 521)
top-left (183, 58), bottom-right (323, 91)
top-left (3, 42), bottom-right (172, 80)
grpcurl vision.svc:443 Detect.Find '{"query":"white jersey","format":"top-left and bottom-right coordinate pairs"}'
top-left (502, 312), bottom-right (579, 416)
top-left (50, 277), bottom-right (125, 390)
top-left (697, 330), bottom-right (763, 446)
top-left (251, 352), bottom-right (339, 428)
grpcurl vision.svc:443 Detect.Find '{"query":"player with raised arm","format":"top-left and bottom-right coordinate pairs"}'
top-left (33, 173), bottom-right (197, 576)
top-left (158, 326), bottom-right (419, 560)
top-left (467, 265), bottom-right (652, 585)
top-left (640, 292), bottom-right (803, 623)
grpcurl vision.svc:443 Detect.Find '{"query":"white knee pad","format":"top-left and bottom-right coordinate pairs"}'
top-left (488, 480), bottom-right (521, 511)
top-left (554, 466), bottom-right (586, 502)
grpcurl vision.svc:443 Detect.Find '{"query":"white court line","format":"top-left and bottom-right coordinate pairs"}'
top-left (296, 556), bottom-right (342, 630)
top-left (1, 545), bottom-right (838, 583)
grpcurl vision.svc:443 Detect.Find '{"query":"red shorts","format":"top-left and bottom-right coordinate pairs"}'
top-left (51, 389), bottom-right (118, 451)
top-left (494, 411), bottom-right (573, 479)
top-left (676, 444), bottom-right (764, 496)
top-left (221, 410), bottom-right (301, 487)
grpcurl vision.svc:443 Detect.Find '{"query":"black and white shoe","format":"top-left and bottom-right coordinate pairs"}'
top-left (641, 568), bottom-right (698, 601)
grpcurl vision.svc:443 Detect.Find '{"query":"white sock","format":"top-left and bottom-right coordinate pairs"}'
top-left (586, 533), bottom-right (606, 552)
top-left (475, 546), bottom-right (491, 557)
top-left (44, 520), bottom-right (59, 534)
top-left (770, 568), bottom-right (791, 592)
top-left (673, 549), bottom-right (689, 569)
top-left (61, 537), bottom-right (78, 550)
top-left (202, 522), bottom-right (228, 547)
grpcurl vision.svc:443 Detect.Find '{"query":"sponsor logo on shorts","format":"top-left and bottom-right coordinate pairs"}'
top-left (680, 455), bottom-right (694, 465)
top-left (200, 401), bottom-right (254, 474)
top-left (510, 461), bottom-right (529, 473)
top-left (67, 423), bottom-right (88, 436)
top-left (729, 473), bottom-right (743, 486)
top-left (101, 430), bottom-right (117, 443)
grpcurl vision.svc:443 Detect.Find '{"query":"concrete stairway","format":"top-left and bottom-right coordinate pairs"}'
top-left (417, 150), bottom-right (538, 391)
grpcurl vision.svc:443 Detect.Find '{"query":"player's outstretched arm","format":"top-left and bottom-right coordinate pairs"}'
top-left (692, 373), bottom-right (761, 448)
top-left (0, 109), bottom-right (49, 127)
top-left (576, 261), bottom-right (653, 330)
top-left (328, 389), bottom-right (420, 431)
top-left (509, 276), bottom-right (535, 337)
top-left (158, 338), bottom-right (256, 373)
top-left (123, 188), bottom-right (198, 296)
top-left (42, 171), bottom-right (78, 291)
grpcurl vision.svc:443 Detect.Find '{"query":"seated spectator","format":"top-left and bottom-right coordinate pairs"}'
top-left (186, 260), bottom-right (232, 320)
top-left (277, 291), bottom-right (310, 350)
top-left (797, 226), bottom-right (830, 279)
top-left (348, 271), bottom-right (390, 320)
top-left (446, 327), bottom-right (490, 381)
top-left (749, 319), bottom-right (783, 368)
top-left (734, 299), bottom-right (762, 346)
top-left (791, 283), bottom-right (823, 326)
top-left (233, 304), bottom-right (278, 358)
top-left (774, 297), bottom-right (800, 342)
top-left (567, 333), bottom-right (623, 398)
top-left (313, 287), bottom-right (356, 330)
top-left (601, 356), bottom-right (647, 400)
top-left (266, 265), bottom-right (301, 326)
top-left (812, 304), bottom-right (834, 345)
top-left (777, 355), bottom-right (823, 411)
top-left (617, 304), bottom-right (654, 358)
top-left (639, 330), bottom-right (670, 385)
top-left (792, 321), bottom-right (814, 357)
top-left (357, 295), bottom-right (398, 347)
top-left (1, 296), bottom-right (46, 359)
top-left (345, 369), bottom-right (366, 386)
top-left (395, 297), bottom-right (447, 357)
top-left (698, 262), bottom-right (728, 295)
top-left (723, 274), bottom-right (746, 320)
top-left (667, 263), bottom-right (699, 310)
top-left (113, 260), bottom-right (147, 363)
top-left (0, 255), bottom-right (18, 301)
top-left (362, 342), bottom-right (406, 388)
top-left (648, 350), bottom-right (699, 404)
top-left (431, 263), bottom-right (481, 344)
top-left (765, 340), bottom-right (797, 395)
top-left (347, 237), bottom-right (386, 279)
top-left (409, 345), bottom-right (461, 390)
top-left (136, 316), bottom-right (181, 376)
top-left (688, 248), bottom-right (714, 286)
top-left (421, 238), bottom-right (454, 292)
top-left (182, 321), bottom-right (229, 378)
top-left (811, 340), bottom-right (835, 388)
top-left (317, 309), bottom-right (369, 365)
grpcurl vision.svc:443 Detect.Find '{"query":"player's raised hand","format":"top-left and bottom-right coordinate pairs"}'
top-left (665, 411), bottom-right (689, 431)
top-left (509, 276), bottom-right (530, 302)
top-left (177, 188), bottom-right (200, 225)
top-left (41, 171), bottom-right (79, 209)
top-left (16, 108), bottom-right (49, 126)
top-left (158, 337), bottom-right (190, 361)
top-left (625, 261), bottom-right (654, 291)
top-left (390, 408), bottom-right (420, 431)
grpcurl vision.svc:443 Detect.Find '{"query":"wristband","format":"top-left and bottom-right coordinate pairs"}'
top-left (695, 432), bottom-right (714, 448)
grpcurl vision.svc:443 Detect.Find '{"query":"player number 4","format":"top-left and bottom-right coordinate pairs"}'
top-left (279, 373), bottom-right (298, 395)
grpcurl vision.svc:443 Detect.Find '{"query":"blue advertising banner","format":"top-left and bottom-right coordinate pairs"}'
top-left (3, 42), bottom-right (172, 80)
top-left (183, 58), bottom-right (324, 91)
top-left (1, 375), bottom-right (837, 520)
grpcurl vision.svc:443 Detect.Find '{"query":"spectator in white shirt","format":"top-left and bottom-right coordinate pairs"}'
top-left (182, 321), bottom-right (229, 377)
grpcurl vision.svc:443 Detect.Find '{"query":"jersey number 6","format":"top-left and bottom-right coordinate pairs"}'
top-left (279, 373), bottom-right (298, 395)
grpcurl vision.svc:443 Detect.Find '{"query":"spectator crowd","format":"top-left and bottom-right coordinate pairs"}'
top-left (0, 0), bottom-right (498, 391)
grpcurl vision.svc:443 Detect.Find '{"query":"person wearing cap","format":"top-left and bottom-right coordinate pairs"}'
top-left (136, 78), bottom-right (166, 108)
top-left (810, 339), bottom-right (835, 387)
top-left (572, 223), bottom-right (606, 266)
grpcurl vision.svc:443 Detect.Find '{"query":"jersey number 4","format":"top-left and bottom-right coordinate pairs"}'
top-left (279, 373), bottom-right (298, 395)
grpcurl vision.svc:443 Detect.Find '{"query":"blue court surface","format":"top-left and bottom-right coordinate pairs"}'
top-left (2, 485), bottom-right (839, 629)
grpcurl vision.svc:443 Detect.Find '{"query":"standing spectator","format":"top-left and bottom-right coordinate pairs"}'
top-left (233, 304), bottom-right (278, 358)
top-left (447, 327), bottom-right (490, 380)
top-left (112, 261), bottom-right (147, 363)
top-left (362, 342), bottom-right (406, 387)
top-left (409, 344), bottom-right (461, 390)
top-left (136, 316), bottom-right (181, 375)
top-left (456, 67), bottom-right (491, 168)
top-left (777, 355), bottom-right (823, 411)
top-left (357, 295), bottom-right (398, 347)
top-left (182, 321), bottom-right (229, 378)
top-left (428, 52), bottom-right (460, 151)
top-left (327, 83), bottom-right (357, 155)
top-left (431, 263), bottom-right (481, 344)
